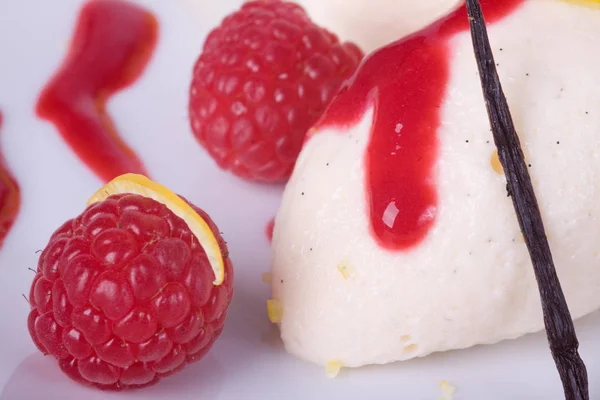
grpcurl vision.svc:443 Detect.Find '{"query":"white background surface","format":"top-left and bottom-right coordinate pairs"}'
top-left (0, 0), bottom-right (598, 399)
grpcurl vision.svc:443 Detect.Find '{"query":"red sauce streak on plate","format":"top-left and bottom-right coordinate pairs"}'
top-left (265, 217), bottom-right (275, 243)
top-left (0, 112), bottom-right (21, 248)
top-left (314, 0), bottom-right (524, 250)
top-left (36, 0), bottom-right (158, 182)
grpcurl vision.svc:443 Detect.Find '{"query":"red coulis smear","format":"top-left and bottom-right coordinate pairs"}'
top-left (266, 217), bottom-right (275, 243)
top-left (0, 112), bottom-right (21, 248)
top-left (36, 0), bottom-right (158, 182)
top-left (314, 0), bottom-right (523, 250)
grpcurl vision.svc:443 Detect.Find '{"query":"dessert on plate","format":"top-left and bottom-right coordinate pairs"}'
top-left (10, 0), bottom-right (595, 396)
top-left (270, 0), bottom-right (600, 369)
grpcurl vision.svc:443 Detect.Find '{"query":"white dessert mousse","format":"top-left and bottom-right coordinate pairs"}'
top-left (270, 0), bottom-right (600, 368)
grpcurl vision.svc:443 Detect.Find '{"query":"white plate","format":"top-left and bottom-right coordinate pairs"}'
top-left (0, 1), bottom-right (598, 399)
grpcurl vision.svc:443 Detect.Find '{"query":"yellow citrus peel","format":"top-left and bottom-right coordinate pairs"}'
top-left (267, 299), bottom-right (283, 323)
top-left (437, 380), bottom-right (456, 400)
top-left (88, 173), bottom-right (225, 285)
top-left (326, 361), bottom-right (343, 378)
top-left (564, 0), bottom-right (600, 8)
top-left (261, 272), bottom-right (273, 284)
top-left (337, 264), bottom-right (350, 279)
top-left (490, 150), bottom-right (503, 175)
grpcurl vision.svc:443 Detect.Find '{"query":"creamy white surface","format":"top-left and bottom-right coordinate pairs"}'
top-left (293, 0), bottom-right (462, 52)
top-left (271, 0), bottom-right (600, 368)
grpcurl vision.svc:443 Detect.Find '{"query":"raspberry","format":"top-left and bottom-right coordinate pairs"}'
top-left (27, 194), bottom-right (233, 390)
top-left (189, 0), bottom-right (363, 182)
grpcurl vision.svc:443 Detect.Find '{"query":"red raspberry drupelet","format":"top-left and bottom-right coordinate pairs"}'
top-left (27, 193), bottom-right (233, 390)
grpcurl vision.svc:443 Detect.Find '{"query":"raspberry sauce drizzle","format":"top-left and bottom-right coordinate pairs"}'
top-left (265, 218), bottom-right (275, 243)
top-left (314, 0), bottom-right (523, 250)
top-left (0, 112), bottom-right (21, 248)
top-left (36, 0), bottom-right (158, 182)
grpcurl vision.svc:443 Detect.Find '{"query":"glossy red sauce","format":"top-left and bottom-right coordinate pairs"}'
top-left (265, 218), bottom-right (275, 243)
top-left (36, 0), bottom-right (158, 182)
top-left (0, 112), bottom-right (21, 248)
top-left (314, 0), bottom-right (524, 250)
